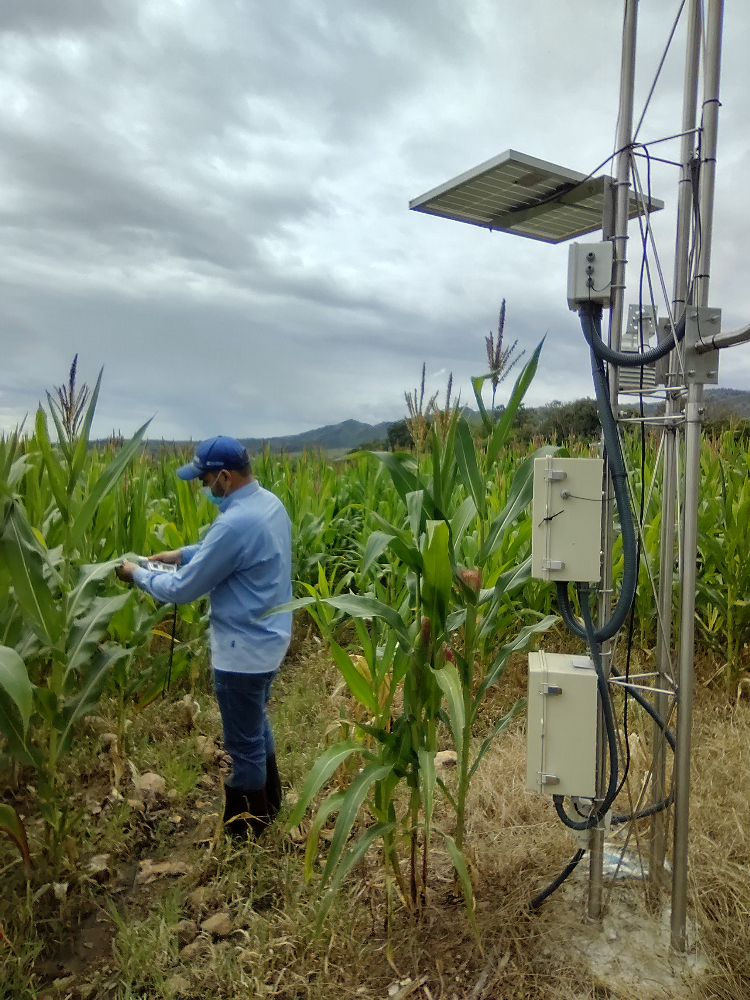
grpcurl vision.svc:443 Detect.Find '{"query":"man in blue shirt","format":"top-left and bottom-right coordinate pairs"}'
top-left (117, 435), bottom-right (292, 837)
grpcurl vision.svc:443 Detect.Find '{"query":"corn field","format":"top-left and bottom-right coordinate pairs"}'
top-left (1, 363), bottom-right (750, 998)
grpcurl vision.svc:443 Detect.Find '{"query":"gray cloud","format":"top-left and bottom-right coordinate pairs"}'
top-left (1, 1), bottom-right (750, 439)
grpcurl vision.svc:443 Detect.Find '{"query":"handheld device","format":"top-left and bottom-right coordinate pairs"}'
top-left (126, 555), bottom-right (178, 574)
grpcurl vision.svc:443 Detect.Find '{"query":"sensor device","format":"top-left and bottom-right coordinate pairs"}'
top-left (124, 556), bottom-right (178, 574)
top-left (567, 241), bottom-right (614, 310)
top-left (526, 650), bottom-right (598, 797)
top-left (531, 456), bottom-right (604, 582)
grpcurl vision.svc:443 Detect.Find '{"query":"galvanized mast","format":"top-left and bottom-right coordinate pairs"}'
top-left (650, 0), bottom-right (702, 896)
top-left (671, 0), bottom-right (725, 953)
top-left (590, 0), bottom-right (639, 922)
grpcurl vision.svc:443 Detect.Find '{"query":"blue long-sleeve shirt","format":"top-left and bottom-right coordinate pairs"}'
top-left (132, 481), bottom-right (292, 674)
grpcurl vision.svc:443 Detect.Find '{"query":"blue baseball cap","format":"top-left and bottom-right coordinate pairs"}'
top-left (176, 436), bottom-right (250, 480)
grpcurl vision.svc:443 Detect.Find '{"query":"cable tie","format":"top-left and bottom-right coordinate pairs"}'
top-left (538, 510), bottom-right (564, 527)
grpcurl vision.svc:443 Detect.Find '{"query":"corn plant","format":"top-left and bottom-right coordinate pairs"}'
top-left (0, 380), bottom-right (149, 854)
top-left (696, 447), bottom-right (750, 688)
top-left (283, 341), bottom-right (558, 931)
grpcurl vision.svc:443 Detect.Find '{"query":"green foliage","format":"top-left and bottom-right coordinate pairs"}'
top-left (282, 341), bottom-right (559, 932)
top-left (0, 384), bottom-right (150, 852)
top-left (2, 350), bottom-right (747, 930)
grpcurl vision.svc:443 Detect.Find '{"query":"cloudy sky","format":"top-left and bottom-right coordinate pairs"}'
top-left (1, 0), bottom-right (749, 441)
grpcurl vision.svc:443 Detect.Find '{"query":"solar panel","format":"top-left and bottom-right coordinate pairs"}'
top-left (409, 149), bottom-right (663, 244)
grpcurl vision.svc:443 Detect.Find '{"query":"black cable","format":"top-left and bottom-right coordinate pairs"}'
top-left (613, 157), bottom-right (652, 803)
top-left (163, 603), bottom-right (178, 697)
top-left (529, 849), bottom-right (586, 911)
top-left (552, 587), bottom-right (619, 832)
top-left (609, 665), bottom-right (676, 752)
top-left (583, 302), bottom-right (686, 368)
top-left (554, 310), bottom-right (638, 644)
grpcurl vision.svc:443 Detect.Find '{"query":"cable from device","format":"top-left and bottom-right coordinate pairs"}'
top-left (552, 585), bottom-right (619, 832)
top-left (582, 300), bottom-right (686, 368)
top-left (555, 309), bottom-right (638, 644)
top-left (529, 849), bottom-right (586, 911)
top-left (163, 603), bottom-right (178, 697)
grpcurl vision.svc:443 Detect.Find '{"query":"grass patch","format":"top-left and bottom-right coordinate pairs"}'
top-left (2, 641), bottom-right (750, 999)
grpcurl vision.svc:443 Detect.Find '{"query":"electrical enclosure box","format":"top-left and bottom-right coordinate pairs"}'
top-left (531, 456), bottom-right (604, 582)
top-left (526, 651), bottom-right (598, 797)
top-left (567, 241), bottom-right (614, 310)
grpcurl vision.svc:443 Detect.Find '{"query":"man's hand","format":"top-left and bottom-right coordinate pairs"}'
top-left (149, 550), bottom-right (182, 566)
top-left (116, 559), bottom-right (138, 583)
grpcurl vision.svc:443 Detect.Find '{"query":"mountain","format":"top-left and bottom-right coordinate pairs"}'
top-left (239, 419), bottom-right (393, 455)
top-left (135, 388), bottom-right (750, 458)
top-left (702, 388), bottom-right (750, 418)
top-left (238, 388), bottom-right (750, 454)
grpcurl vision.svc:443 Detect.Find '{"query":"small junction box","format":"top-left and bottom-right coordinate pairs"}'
top-left (567, 241), bottom-right (614, 310)
top-left (526, 651), bottom-right (598, 797)
top-left (531, 456), bottom-right (604, 583)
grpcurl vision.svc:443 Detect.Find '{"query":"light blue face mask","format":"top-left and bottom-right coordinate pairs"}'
top-left (201, 486), bottom-right (224, 507)
top-left (202, 474), bottom-right (228, 507)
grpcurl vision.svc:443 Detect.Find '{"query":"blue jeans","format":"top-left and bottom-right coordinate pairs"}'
top-left (213, 669), bottom-right (277, 792)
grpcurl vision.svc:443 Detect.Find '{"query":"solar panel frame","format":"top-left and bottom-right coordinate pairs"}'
top-left (409, 149), bottom-right (663, 244)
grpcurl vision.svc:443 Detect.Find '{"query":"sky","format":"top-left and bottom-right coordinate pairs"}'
top-left (1, 0), bottom-right (749, 441)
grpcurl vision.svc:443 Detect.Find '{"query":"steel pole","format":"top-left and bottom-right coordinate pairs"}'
top-left (650, 0), bottom-right (702, 897)
top-left (671, 0), bottom-right (724, 953)
top-left (590, 0), bottom-right (639, 922)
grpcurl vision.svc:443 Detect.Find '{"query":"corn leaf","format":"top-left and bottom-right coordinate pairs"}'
top-left (454, 419), bottom-right (486, 518)
top-left (288, 741), bottom-right (363, 827)
top-left (477, 557), bottom-right (532, 639)
top-left (0, 689), bottom-right (35, 765)
top-left (303, 789), bottom-right (345, 882)
top-left (0, 803), bottom-right (31, 868)
top-left (361, 531), bottom-right (393, 577)
top-left (406, 490), bottom-right (424, 541)
top-left (421, 520), bottom-right (452, 631)
top-left (479, 446), bottom-right (557, 562)
top-left (450, 496), bottom-right (477, 554)
top-left (69, 419), bottom-right (151, 551)
top-left (485, 337), bottom-right (545, 469)
top-left (317, 821), bottom-right (396, 928)
top-left (471, 376), bottom-right (493, 434)
top-left (468, 699), bottom-right (526, 781)
top-left (57, 644), bottom-right (130, 760)
top-left (44, 391), bottom-right (73, 464)
top-left (65, 592), bottom-right (130, 676)
top-left (34, 409), bottom-right (69, 522)
top-left (475, 615), bottom-right (559, 707)
top-left (0, 508), bottom-right (63, 647)
top-left (329, 640), bottom-right (379, 715)
top-left (265, 596), bottom-right (317, 616)
top-left (325, 595), bottom-right (412, 649)
top-left (442, 832), bottom-right (480, 945)
top-left (69, 557), bottom-right (133, 621)
top-left (321, 762), bottom-right (393, 886)
top-left (367, 452), bottom-right (420, 506)
top-left (369, 512), bottom-right (413, 545)
top-left (431, 663), bottom-right (465, 775)
top-left (0, 646), bottom-right (33, 733)
top-left (69, 367), bottom-right (103, 486)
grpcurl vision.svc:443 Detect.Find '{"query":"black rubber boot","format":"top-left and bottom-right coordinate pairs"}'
top-left (265, 754), bottom-right (283, 821)
top-left (223, 784), bottom-right (270, 839)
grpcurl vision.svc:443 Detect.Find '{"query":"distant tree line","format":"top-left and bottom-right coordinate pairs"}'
top-left (370, 398), bottom-right (603, 453)
top-left (355, 398), bottom-right (750, 454)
